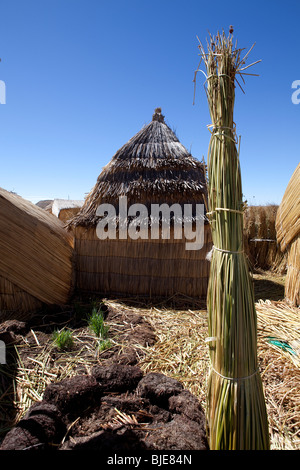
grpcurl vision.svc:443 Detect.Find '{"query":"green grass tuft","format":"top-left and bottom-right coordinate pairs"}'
top-left (87, 307), bottom-right (109, 339)
top-left (52, 328), bottom-right (74, 351)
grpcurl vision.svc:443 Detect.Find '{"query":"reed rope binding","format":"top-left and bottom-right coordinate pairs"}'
top-left (206, 207), bottom-right (244, 216)
top-left (213, 246), bottom-right (244, 254)
top-left (210, 366), bottom-right (260, 382)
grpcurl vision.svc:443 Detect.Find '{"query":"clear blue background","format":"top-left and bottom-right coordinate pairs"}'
top-left (0, 0), bottom-right (299, 206)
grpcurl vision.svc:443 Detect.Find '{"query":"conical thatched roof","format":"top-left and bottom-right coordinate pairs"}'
top-left (68, 108), bottom-right (208, 228)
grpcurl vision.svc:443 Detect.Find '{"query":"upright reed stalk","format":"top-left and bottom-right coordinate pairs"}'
top-left (196, 30), bottom-right (270, 450)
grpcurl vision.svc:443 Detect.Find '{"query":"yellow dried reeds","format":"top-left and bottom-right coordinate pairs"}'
top-left (1, 294), bottom-right (298, 449)
top-left (73, 225), bottom-right (212, 299)
top-left (51, 199), bottom-right (84, 224)
top-left (0, 189), bottom-right (74, 315)
top-left (276, 163), bottom-right (300, 306)
top-left (255, 300), bottom-right (300, 447)
top-left (276, 163), bottom-right (300, 251)
top-left (112, 297), bottom-right (299, 449)
top-left (285, 235), bottom-right (300, 306)
top-left (196, 30), bottom-right (269, 449)
top-left (243, 205), bottom-right (287, 273)
top-left (0, 275), bottom-right (43, 319)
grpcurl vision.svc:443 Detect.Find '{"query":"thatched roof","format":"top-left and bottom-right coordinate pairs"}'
top-left (68, 108), bottom-right (208, 228)
top-left (51, 199), bottom-right (84, 218)
top-left (0, 188), bottom-right (74, 308)
top-left (36, 199), bottom-right (54, 210)
top-left (276, 163), bottom-right (300, 252)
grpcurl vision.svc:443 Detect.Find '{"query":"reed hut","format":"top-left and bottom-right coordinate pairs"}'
top-left (51, 199), bottom-right (84, 224)
top-left (67, 108), bottom-right (212, 299)
top-left (243, 205), bottom-right (287, 273)
top-left (36, 200), bottom-right (53, 211)
top-left (276, 163), bottom-right (300, 306)
top-left (0, 189), bottom-right (74, 317)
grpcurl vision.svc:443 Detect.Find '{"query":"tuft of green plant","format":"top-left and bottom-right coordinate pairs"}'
top-left (87, 307), bottom-right (109, 339)
top-left (98, 338), bottom-right (112, 352)
top-left (52, 328), bottom-right (74, 351)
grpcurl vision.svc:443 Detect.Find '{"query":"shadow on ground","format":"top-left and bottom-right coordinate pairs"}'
top-left (253, 274), bottom-right (285, 302)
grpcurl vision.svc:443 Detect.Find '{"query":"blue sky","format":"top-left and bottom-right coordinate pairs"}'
top-left (0, 0), bottom-right (299, 206)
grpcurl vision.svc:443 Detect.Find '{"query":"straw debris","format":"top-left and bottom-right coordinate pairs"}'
top-left (0, 291), bottom-right (299, 449)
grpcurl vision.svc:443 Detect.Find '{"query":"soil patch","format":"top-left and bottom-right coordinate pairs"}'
top-left (0, 365), bottom-right (208, 451)
top-left (0, 303), bottom-right (208, 451)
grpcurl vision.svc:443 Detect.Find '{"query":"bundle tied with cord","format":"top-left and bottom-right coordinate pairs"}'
top-left (196, 29), bottom-right (270, 450)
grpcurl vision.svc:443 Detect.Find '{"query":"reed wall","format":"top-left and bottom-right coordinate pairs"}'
top-left (0, 275), bottom-right (43, 320)
top-left (285, 235), bottom-right (300, 306)
top-left (58, 207), bottom-right (82, 224)
top-left (74, 225), bottom-right (212, 298)
top-left (0, 189), bottom-right (75, 314)
top-left (275, 164), bottom-right (300, 305)
top-left (243, 205), bottom-right (287, 273)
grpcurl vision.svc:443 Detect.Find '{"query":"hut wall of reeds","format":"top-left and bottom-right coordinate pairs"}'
top-left (68, 109), bottom-right (212, 299)
top-left (276, 163), bottom-right (300, 306)
top-left (51, 199), bottom-right (84, 224)
top-left (0, 274), bottom-right (43, 314)
top-left (243, 205), bottom-right (287, 273)
top-left (0, 189), bottom-right (74, 318)
top-left (73, 225), bottom-right (212, 298)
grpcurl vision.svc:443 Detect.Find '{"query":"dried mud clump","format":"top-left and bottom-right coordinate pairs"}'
top-left (0, 365), bottom-right (209, 451)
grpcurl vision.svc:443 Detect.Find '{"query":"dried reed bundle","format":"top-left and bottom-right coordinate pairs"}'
top-left (285, 235), bottom-right (300, 306)
top-left (0, 189), bottom-right (74, 313)
top-left (243, 205), bottom-right (287, 273)
top-left (276, 163), bottom-right (300, 305)
top-left (197, 30), bottom-right (269, 449)
top-left (276, 163), bottom-right (300, 252)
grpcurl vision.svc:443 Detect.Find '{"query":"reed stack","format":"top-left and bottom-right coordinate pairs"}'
top-left (196, 29), bottom-right (270, 449)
